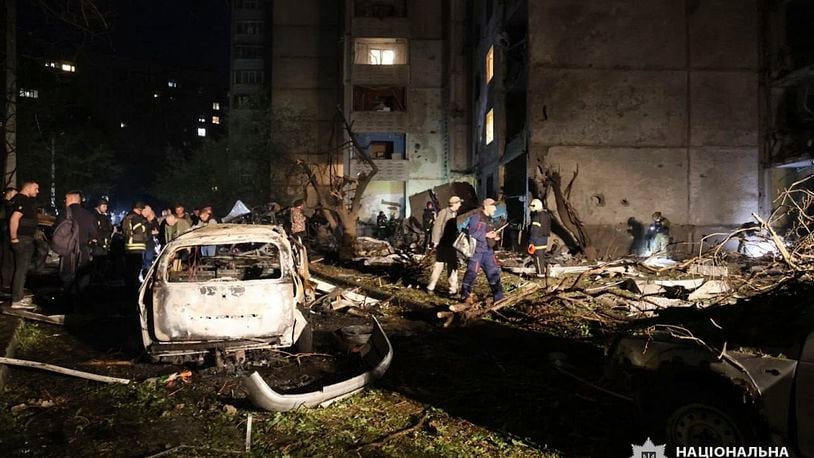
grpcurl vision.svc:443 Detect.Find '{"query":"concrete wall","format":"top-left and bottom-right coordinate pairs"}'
top-left (270, 0), bottom-right (342, 200)
top-left (528, 0), bottom-right (761, 254)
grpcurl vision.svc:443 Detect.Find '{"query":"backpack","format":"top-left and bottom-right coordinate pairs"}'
top-left (51, 207), bottom-right (80, 256)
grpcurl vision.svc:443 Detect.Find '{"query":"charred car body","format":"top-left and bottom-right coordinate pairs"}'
top-left (138, 224), bottom-right (393, 411)
top-left (138, 224), bottom-right (315, 364)
top-left (609, 327), bottom-right (814, 455)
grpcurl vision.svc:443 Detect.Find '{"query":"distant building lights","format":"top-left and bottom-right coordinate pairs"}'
top-left (168, 80), bottom-right (177, 88)
top-left (120, 122), bottom-right (127, 128)
top-left (19, 89), bottom-right (39, 99)
top-left (153, 92), bottom-right (159, 98)
top-left (198, 115), bottom-right (206, 123)
top-left (197, 127), bottom-right (206, 137)
top-left (212, 102), bottom-right (220, 111)
top-left (60, 63), bottom-right (76, 72)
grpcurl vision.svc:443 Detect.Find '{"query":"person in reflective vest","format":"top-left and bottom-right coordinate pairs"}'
top-left (528, 198), bottom-right (551, 278)
top-left (122, 201), bottom-right (148, 291)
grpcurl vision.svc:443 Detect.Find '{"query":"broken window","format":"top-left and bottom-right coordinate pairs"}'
top-left (486, 46), bottom-right (494, 83)
top-left (354, 0), bottom-right (407, 17)
top-left (353, 86), bottom-right (406, 111)
top-left (485, 108), bottom-right (495, 144)
top-left (354, 38), bottom-right (408, 65)
top-left (167, 243), bottom-right (283, 282)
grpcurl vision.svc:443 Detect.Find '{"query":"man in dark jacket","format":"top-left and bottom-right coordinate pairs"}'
top-left (421, 201), bottom-right (435, 252)
top-left (460, 198), bottom-right (504, 304)
top-left (528, 198), bottom-right (551, 278)
top-left (59, 191), bottom-right (98, 308)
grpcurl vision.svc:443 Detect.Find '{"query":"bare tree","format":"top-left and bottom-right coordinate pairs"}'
top-left (297, 108), bottom-right (378, 258)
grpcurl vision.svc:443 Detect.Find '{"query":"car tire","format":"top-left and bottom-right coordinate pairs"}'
top-left (292, 323), bottom-right (313, 354)
top-left (648, 381), bottom-right (761, 448)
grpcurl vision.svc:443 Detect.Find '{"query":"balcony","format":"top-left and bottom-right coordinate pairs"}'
top-left (352, 17), bottom-right (409, 38)
top-left (350, 111), bottom-right (408, 132)
top-left (352, 64), bottom-right (409, 86)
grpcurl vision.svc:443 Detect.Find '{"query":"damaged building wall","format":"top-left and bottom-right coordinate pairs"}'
top-left (347, 0), bottom-right (465, 224)
top-left (527, 0), bottom-right (761, 255)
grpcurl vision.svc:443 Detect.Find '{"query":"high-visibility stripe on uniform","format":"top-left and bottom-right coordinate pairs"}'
top-left (532, 221), bottom-right (542, 227)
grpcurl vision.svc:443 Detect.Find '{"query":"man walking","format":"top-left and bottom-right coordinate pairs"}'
top-left (8, 181), bottom-right (40, 308)
top-left (528, 198), bottom-right (551, 278)
top-left (426, 196), bottom-right (462, 296)
top-left (59, 191), bottom-right (98, 308)
top-left (460, 198), bottom-right (504, 304)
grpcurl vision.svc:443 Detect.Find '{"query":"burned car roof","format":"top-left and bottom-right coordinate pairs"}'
top-left (170, 224), bottom-right (290, 245)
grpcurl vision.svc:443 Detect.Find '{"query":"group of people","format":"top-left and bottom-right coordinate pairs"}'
top-left (425, 195), bottom-right (552, 304)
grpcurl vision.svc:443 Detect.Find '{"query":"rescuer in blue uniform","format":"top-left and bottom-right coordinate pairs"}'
top-left (460, 198), bottom-right (504, 304)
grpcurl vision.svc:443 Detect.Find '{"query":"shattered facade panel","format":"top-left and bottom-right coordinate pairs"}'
top-left (521, 0), bottom-right (761, 253)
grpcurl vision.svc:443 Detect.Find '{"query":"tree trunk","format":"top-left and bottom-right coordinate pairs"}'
top-left (4, 0), bottom-right (17, 188)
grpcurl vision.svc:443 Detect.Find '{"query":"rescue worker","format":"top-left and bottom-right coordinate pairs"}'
top-left (460, 198), bottom-right (504, 304)
top-left (648, 211), bottom-right (671, 255)
top-left (426, 196), bottom-right (462, 296)
top-left (376, 211), bottom-right (388, 239)
top-left (528, 198), bottom-right (551, 278)
top-left (122, 201), bottom-right (148, 291)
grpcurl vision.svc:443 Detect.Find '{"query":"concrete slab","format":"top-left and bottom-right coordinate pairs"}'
top-left (688, 280), bottom-right (731, 301)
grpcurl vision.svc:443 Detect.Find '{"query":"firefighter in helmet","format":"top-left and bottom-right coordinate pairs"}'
top-left (528, 198), bottom-right (551, 277)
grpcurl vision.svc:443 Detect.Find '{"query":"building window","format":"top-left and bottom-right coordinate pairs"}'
top-left (212, 102), bottom-right (220, 111)
top-left (61, 63), bottom-right (76, 72)
top-left (19, 89), bottom-right (38, 99)
top-left (354, 0), bottom-right (407, 17)
top-left (235, 21), bottom-right (264, 36)
top-left (153, 92), bottom-right (159, 98)
top-left (234, 46), bottom-right (264, 59)
top-left (485, 108), bottom-right (494, 145)
top-left (198, 115), bottom-right (206, 123)
top-left (355, 38), bottom-right (408, 65)
top-left (212, 116), bottom-right (220, 125)
top-left (234, 95), bottom-right (251, 108)
top-left (234, 0), bottom-right (259, 9)
top-left (353, 86), bottom-right (406, 111)
top-left (197, 128), bottom-right (207, 137)
top-left (368, 49), bottom-right (395, 65)
top-left (234, 70), bottom-right (264, 84)
top-left (486, 46), bottom-right (494, 83)
top-left (44, 61), bottom-right (56, 68)
top-left (168, 80), bottom-right (177, 88)
top-left (120, 122), bottom-right (127, 128)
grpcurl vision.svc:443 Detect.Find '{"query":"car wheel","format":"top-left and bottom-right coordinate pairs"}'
top-left (293, 323), bottom-right (313, 354)
top-left (651, 382), bottom-right (760, 448)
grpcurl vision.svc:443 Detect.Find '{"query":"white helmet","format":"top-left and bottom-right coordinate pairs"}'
top-left (529, 198), bottom-right (543, 212)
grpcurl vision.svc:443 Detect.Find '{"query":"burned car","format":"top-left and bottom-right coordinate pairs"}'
top-left (609, 327), bottom-right (814, 455)
top-left (138, 224), bottom-right (393, 411)
top-left (138, 224), bottom-right (315, 364)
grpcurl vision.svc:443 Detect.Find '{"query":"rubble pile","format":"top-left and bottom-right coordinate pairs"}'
top-left (441, 176), bottom-right (814, 331)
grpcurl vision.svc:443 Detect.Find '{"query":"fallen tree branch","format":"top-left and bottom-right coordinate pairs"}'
top-left (0, 357), bottom-right (131, 384)
top-left (1, 307), bottom-right (65, 325)
top-left (354, 410), bottom-right (430, 451)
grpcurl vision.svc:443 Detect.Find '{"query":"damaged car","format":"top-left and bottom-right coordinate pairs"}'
top-left (608, 326), bottom-right (814, 455)
top-left (138, 224), bottom-right (393, 411)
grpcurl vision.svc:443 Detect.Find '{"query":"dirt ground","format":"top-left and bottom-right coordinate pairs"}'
top-left (0, 262), bottom-right (651, 457)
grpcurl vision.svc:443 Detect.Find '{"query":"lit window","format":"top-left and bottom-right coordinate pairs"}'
top-left (368, 49), bottom-right (395, 65)
top-left (19, 89), bottom-right (39, 99)
top-left (61, 63), bottom-right (76, 72)
top-left (212, 102), bottom-right (220, 111)
top-left (486, 46), bottom-right (494, 83)
top-left (153, 92), bottom-right (159, 98)
top-left (120, 122), bottom-right (127, 128)
top-left (168, 80), bottom-right (177, 88)
top-left (197, 127), bottom-right (207, 137)
top-left (44, 61), bottom-right (56, 68)
top-left (212, 116), bottom-right (220, 125)
top-left (485, 108), bottom-right (494, 145)
top-left (198, 115), bottom-right (206, 123)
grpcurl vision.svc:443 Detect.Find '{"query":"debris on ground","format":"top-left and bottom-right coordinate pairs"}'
top-left (0, 356), bottom-right (132, 384)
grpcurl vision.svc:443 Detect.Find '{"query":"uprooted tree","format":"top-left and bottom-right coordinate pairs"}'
top-left (534, 164), bottom-right (598, 260)
top-left (297, 107), bottom-right (378, 259)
